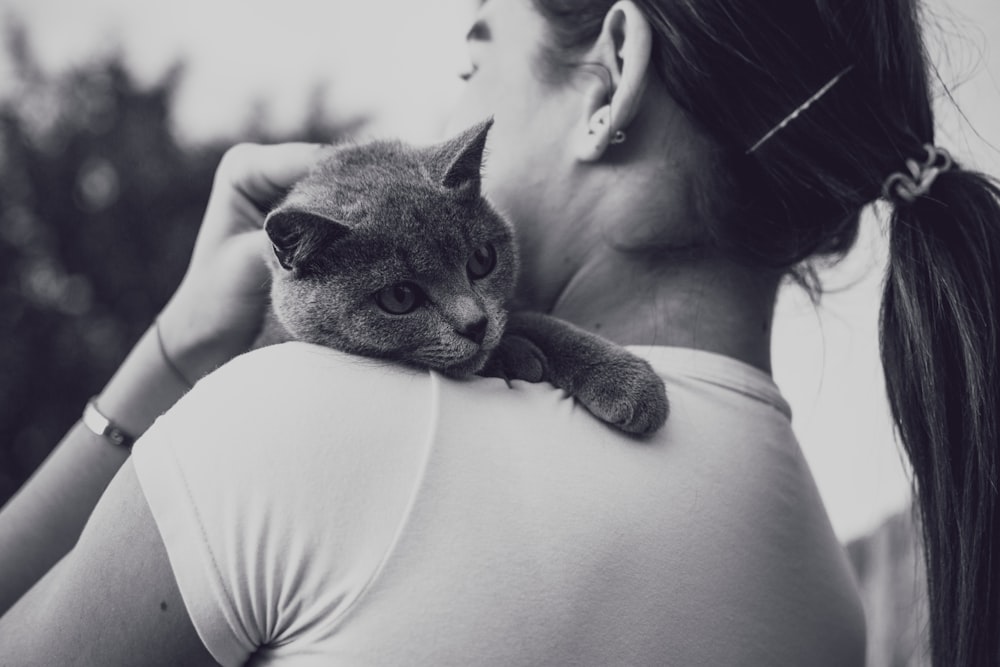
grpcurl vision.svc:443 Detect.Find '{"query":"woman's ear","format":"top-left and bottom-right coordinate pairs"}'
top-left (574, 1), bottom-right (653, 162)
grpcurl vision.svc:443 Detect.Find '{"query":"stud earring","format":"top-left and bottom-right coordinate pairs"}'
top-left (610, 130), bottom-right (626, 145)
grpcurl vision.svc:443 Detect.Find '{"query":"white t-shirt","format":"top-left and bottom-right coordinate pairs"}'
top-left (133, 342), bottom-right (865, 666)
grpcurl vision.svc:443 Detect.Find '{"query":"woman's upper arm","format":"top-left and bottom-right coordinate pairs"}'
top-left (0, 460), bottom-right (221, 667)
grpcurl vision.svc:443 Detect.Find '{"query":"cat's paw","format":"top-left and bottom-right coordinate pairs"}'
top-left (575, 357), bottom-right (668, 436)
top-left (479, 335), bottom-right (548, 384)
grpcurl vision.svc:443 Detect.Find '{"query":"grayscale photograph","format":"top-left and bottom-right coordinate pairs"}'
top-left (0, 1), bottom-right (998, 665)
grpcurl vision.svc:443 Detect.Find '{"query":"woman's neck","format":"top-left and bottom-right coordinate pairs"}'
top-left (544, 249), bottom-right (780, 375)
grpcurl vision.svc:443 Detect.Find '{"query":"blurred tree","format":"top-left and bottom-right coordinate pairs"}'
top-left (0, 19), bottom-right (361, 503)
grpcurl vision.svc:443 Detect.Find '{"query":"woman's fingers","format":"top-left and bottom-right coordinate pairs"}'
top-left (195, 142), bottom-right (327, 260)
top-left (215, 142), bottom-right (326, 203)
top-left (204, 142), bottom-right (325, 232)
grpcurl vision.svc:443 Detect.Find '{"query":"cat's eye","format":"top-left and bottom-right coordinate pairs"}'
top-left (375, 282), bottom-right (425, 315)
top-left (467, 243), bottom-right (496, 280)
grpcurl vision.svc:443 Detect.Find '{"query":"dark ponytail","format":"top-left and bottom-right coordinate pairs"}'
top-left (881, 167), bottom-right (1000, 666)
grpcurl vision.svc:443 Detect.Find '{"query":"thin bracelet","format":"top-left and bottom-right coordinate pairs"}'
top-left (82, 398), bottom-right (135, 449)
top-left (155, 319), bottom-right (193, 388)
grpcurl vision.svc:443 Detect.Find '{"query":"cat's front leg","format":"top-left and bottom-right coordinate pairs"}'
top-left (479, 332), bottom-right (548, 385)
top-left (497, 312), bottom-right (668, 436)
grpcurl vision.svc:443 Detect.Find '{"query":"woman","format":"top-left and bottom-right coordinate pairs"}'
top-left (0, 0), bottom-right (996, 664)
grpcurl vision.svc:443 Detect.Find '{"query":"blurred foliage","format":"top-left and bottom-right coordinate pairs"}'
top-left (0, 20), bottom-right (361, 503)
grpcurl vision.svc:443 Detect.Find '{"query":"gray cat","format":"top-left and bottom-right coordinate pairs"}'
top-left (257, 119), bottom-right (668, 435)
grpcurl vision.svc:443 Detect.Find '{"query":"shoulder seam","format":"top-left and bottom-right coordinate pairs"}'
top-left (164, 439), bottom-right (262, 650)
top-left (320, 370), bottom-right (442, 630)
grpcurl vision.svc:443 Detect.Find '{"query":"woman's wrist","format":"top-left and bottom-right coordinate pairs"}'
top-left (156, 274), bottom-right (264, 383)
top-left (93, 323), bottom-right (193, 441)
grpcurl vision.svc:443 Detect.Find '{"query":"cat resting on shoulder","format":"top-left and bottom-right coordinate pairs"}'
top-left (257, 119), bottom-right (668, 435)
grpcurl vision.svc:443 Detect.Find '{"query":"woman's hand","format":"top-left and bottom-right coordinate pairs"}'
top-left (158, 143), bottom-right (324, 381)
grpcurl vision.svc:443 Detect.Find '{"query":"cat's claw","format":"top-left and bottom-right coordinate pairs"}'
top-left (575, 357), bottom-right (669, 436)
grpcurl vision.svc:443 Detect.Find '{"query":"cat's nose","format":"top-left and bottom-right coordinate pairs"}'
top-left (456, 316), bottom-right (488, 345)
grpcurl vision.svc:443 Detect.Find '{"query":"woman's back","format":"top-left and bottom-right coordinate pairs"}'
top-left (134, 342), bottom-right (865, 665)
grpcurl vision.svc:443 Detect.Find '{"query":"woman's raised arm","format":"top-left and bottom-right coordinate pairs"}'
top-left (0, 143), bottom-right (323, 615)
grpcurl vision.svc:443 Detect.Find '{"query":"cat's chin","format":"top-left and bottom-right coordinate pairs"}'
top-left (436, 347), bottom-right (493, 378)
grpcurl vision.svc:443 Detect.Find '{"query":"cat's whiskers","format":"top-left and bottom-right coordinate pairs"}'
top-left (411, 335), bottom-right (496, 375)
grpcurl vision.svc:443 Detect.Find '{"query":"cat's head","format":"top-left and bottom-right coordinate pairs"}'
top-left (263, 118), bottom-right (517, 376)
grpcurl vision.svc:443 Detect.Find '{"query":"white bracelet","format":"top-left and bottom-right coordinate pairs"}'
top-left (82, 398), bottom-right (135, 449)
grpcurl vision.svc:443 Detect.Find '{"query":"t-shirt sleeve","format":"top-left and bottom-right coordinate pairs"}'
top-left (131, 343), bottom-right (436, 665)
top-left (132, 406), bottom-right (254, 666)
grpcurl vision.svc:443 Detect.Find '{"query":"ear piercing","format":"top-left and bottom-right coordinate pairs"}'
top-left (587, 107), bottom-right (626, 145)
top-left (587, 106), bottom-right (610, 135)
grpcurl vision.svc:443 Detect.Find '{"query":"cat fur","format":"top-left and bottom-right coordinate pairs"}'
top-left (258, 119), bottom-right (668, 435)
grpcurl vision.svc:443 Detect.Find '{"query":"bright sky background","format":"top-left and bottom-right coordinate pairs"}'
top-left (1, 0), bottom-right (998, 541)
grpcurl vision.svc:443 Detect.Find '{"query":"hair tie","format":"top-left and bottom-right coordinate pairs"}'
top-left (882, 144), bottom-right (953, 205)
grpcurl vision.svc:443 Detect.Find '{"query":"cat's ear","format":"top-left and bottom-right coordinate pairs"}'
top-left (264, 209), bottom-right (349, 271)
top-left (432, 117), bottom-right (493, 198)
